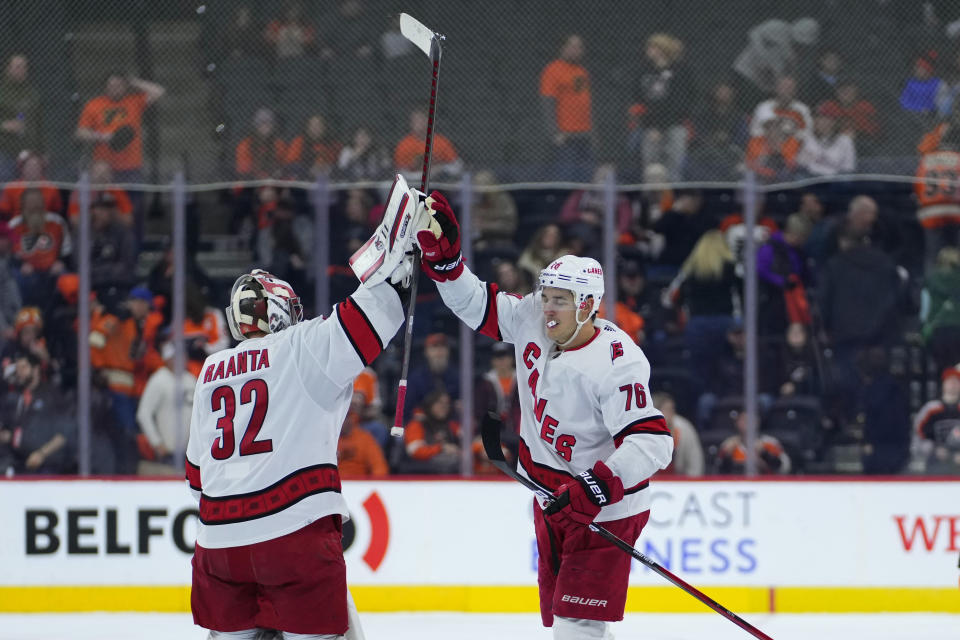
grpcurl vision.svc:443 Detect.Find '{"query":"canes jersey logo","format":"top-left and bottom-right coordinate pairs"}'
top-left (341, 491), bottom-right (390, 571)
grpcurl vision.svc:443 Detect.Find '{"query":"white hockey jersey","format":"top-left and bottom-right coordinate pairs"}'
top-left (185, 282), bottom-right (404, 548)
top-left (437, 266), bottom-right (674, 521)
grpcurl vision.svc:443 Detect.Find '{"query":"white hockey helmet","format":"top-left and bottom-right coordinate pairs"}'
top-left (226, 269), bottom-right (303, 341)
top-left (538, 255), bottom-right (605, 313)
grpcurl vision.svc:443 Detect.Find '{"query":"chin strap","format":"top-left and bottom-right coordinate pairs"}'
top-left (555, 307), bottom-right (592, 349)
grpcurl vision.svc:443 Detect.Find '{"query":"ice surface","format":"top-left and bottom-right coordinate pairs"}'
top-left (0, 612), bottom-right (956, 640)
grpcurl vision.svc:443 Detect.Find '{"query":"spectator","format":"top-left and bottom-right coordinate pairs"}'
top-left (797, 191), bottom-right (830, 260)
top-left (1, 306), bottom-right (50, 366)
top-left (284, 114), bottom-right (342, 178)
top-left (899, 54), bottom-right (942, 118)
top-left (664, 230), bottom-right (741, 389)
top-left (921, 248), bottom-right (960, 371)
top-left (136, 341), bottom-right (196, 472)
top-left (598, 258), bottom-right (646, 345)
top-left (394, 109), bottom-right (462, 180)
top-left (89, 286), bottom-right (164, 473)
top-left (351, 368), bottom-right (389, 447)
top-left (540, 34), bottom-right (594, 181)
top-left (914, 117), bottom-right (960, 272)
top-left (717, 194), bottom-right (779, 266)
top-left (775, 322), bottom-right (822, 398)
top-left (937, 48), bottom-right (960, 118)
top-left (335, 127), bottom-right (391, 182)
top-left (651, 188), bottom-right (710, 270)
top-left (818, 195), bottom-right (889, 266)
top-left (67, 160), bottom-right (134, 227)
top-left (628, 33), bottom-right (695, 181)
top-left (797, 103), bottom-right (856, 176)
top-left (0, 55), bottom-right (42, 181)
top-left (491, 258), bottom-right (531, 297)
top-left (859, 347), bottom-right (911, 475)
top-left (235, 108), bottom-right (285, 180)
top-left (818, 81), bottom-right (881, 150)
top-left (0, 352), bottom-right (75, 475)
top-left (818, 234), bottom-right (903, 351)
top-left (8, 188), bottom-right (71, 306)
top-left (89, 192), bottom-right (136, 296)
top-left (405, 332), bottom-right (460, 420)
top-left (403, 390), bottom-right (461, 474)
top-left (329, 0), bottom-right (376, 61)
top-left (805, 50), bottom-right (843, 105)
top-left (0, 223), bottom-right (21, 352)
top-left (182, 282), bottom-right (229, 379)
top-left (746, 118), bottom-right (801, 182)
top-left (733, 17), bottom-right (820, 98)
top-left (221, 5), bottom-right (267, 60)
top-left (750, 75), bottom-right (813, 139)
top-left (263, 1), bottom-right (316, 59)
top-left (331, 188), bottom-right (375, 264)
top-left (692, 82), bottom-right (749, 149)
top-left (0, 151), bottom-right (62, 220)
top-left (757, 213), bottom-right (813, 336)
top-left (716, 410), bottom-right (791, 474)
top-left (517, 223), bottom-right (566, 284)
top-left (684, 128), bottom-right (746, 182)
top-left (75, 73), bottom-right (165, 182)
top-left (652, 391), bottom-right (704, 476)
top-left (261, 199), bottom-right (310, 301)
top-left (559, 164), bottom-right (633, 249)
top-left (337, 390), bottom-right (389, 478)
top-left (474, 341), bottom-right (520, 446)
top-left (913, 367), bottom-right (960, 474)
top-left (471, 170), bottom-right (518, 251)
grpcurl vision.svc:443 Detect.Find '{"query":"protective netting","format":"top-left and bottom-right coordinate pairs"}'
top-left (2, 0), bottom-right (960, 185)
top-left (1, 1), bottom-right (959, 479)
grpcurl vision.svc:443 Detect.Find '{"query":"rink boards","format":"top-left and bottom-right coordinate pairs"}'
top-left (0, 478), bottom-right (957, 613)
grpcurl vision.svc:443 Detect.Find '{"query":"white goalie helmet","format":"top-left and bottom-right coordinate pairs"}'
top-left (226, 269), bottom-right (304, 341)
top-left (537, 255), bottom-right (605, 312)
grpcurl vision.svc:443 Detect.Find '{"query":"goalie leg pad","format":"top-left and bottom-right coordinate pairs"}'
top-left (349, 174), bottom-right (427, 287)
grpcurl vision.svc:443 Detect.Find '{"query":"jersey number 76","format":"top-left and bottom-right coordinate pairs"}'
top-left (210, 379), bottom-right (273, 460)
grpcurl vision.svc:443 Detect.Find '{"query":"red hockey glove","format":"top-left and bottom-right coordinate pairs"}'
top-left (544, 461), bottom-right (624, 531)
top-left (416, 191), bottom-right (464, 281)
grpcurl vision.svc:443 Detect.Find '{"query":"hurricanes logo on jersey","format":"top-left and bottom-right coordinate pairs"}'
top-left (610, 341), bottom-right (624, 362)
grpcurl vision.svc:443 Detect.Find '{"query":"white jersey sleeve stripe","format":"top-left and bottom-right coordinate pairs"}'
top-left (478, 282), bottom-right (503, 340)
top-left (612, 415), bottom-right (671, 445)
top-left (336, 295), bottom-right (385, 366)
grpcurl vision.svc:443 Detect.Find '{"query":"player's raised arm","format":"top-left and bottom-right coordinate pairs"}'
top-left (417, 191), bottom-right (531, 343)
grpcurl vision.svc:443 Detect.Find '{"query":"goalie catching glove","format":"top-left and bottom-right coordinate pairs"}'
top-left (349, 174), bottom-right (428, 289)
top-left (543, 460), bottom-right (624, 531)
top-left (416, 191), bottom-right (464, 281)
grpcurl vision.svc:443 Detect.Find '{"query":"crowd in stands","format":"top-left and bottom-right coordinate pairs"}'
top-left (2, 3), bottom-right (960, 479)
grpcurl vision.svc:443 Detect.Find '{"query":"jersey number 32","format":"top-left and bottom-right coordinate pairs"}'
top-left (210, 379), bottom-right (273, 460)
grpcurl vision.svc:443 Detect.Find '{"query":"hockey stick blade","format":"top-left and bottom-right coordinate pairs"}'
top-left (399, 13), bottom-right (442, 58)
top-left (479, 414), bottom-right (775, 640)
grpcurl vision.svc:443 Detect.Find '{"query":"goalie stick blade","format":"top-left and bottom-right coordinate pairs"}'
top-left (399, 13), bottom-right (437, 58)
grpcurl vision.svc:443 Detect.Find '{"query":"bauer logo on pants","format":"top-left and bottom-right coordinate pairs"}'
top-left (561, 595), bottom-right (607, 607)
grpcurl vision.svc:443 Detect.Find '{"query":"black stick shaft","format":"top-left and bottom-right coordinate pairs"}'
top-left (393, 38), bottom-right (443, 434)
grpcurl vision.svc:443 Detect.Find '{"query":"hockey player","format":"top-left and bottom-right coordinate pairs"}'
top-left (186, 176), bottom-right (426, 640)
top-left (416, 192), bottom-right (674, 639)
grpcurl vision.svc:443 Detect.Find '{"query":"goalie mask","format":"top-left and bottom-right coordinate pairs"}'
top-left (537, 255), bottom-right (605, 347)
top-left (226, 269), bottom-right (303, 341)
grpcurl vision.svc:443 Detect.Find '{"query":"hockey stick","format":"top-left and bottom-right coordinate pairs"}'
top-left (479, 413), bottom-right (775, 640)
top-left (391, 12), bottom-right (446, 437)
